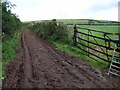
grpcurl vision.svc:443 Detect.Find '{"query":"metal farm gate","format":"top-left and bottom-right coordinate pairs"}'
top-left (73, 25), bottom-right (120, 65)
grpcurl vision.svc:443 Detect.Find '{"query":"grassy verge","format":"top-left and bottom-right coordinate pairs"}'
top-left (52, 41), bottom-right (108, 69)
top-left (0, 42), bottom-right (1, 85)
top-left (2, 30), bottom-right (22, 79)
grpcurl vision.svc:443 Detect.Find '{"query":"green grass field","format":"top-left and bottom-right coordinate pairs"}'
top-left (79, 25), bottom-right (119, 33)
top-left (57, 19), bottom-right (119, 25)
top-left (68, 25), bottom-right (119, 42)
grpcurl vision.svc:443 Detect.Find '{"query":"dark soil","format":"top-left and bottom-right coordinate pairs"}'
top-left (2, 28), bottom-right (120, 88)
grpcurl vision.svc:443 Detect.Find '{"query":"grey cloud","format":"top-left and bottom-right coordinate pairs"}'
top-left (119, 1), bottom-right (120, 8)
top-left (88, 1), bottom-right (118, 13)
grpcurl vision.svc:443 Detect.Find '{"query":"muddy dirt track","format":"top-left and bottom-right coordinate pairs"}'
top-left (3, 28), bottom-right (120, 88)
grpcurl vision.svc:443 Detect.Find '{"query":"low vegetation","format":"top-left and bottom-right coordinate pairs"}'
top-left (2, 1), bottom-right (22, 79)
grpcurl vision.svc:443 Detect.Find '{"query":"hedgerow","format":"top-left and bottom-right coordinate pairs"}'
top-left (2, 1), bottom-right (22, 38)
top-left (29, 20), bottom-right (69, 42)
top-left (2, 1), bottom-right (22, 79)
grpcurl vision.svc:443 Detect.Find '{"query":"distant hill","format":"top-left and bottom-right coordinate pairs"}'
top-left (56, 19), bottom-right (119, 25)
top-left (23, 19), bottom-right (119, 25)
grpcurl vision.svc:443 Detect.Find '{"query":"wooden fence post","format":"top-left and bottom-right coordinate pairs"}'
top-left (73, 24), bottom-right (78, 46)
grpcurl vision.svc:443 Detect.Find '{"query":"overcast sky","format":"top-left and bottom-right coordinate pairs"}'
top-left (9, 0), bottom-right (119, 22)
